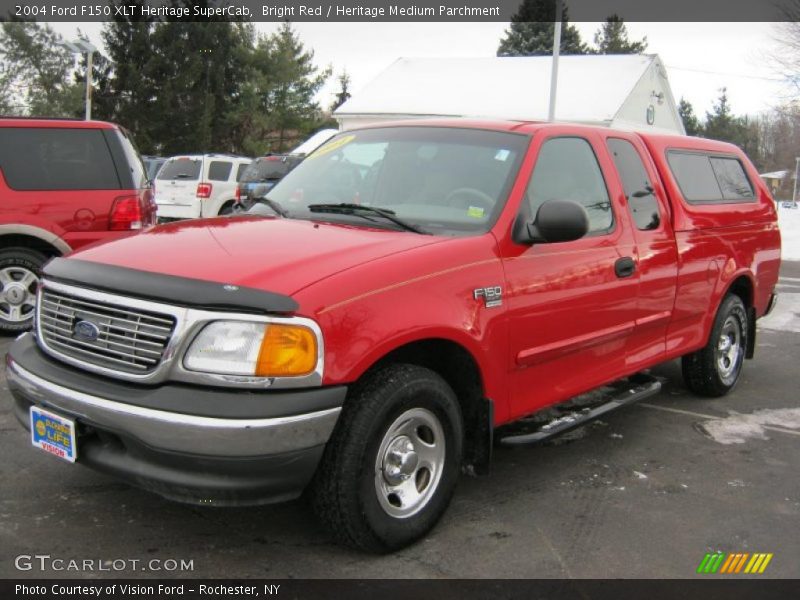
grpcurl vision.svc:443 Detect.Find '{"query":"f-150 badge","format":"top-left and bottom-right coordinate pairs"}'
top-left (473, 286), bottom-right (503, 308)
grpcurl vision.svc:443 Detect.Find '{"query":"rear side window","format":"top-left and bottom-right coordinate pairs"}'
top-left (526, 137), bottom-right (614, 234)
top-left (208, 160), bottom-right (233, 182)
top-left (607, 138), bottom-right (661, 231)
top-left (158, 158), bottom-right (201, 181)
top-left (667, 151), bottom-right (755, 204)
top-left (236, 163), bottom-right (249, 181)
top-left (0, 127), bottom-right (120, 190)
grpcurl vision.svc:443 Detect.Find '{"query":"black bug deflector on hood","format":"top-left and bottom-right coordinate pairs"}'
top-left (42, 258), bottom-right (299, 315)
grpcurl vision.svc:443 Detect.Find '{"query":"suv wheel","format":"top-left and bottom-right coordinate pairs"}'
top-left (0, 247), bottom-right (45, 333)
top-left (311, 364), bottom-right (463, 553)
top-left (682, 294), bottom-right (748, 397)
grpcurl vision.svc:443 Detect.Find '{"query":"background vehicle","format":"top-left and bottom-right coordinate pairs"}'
top-left (0, 117), bottom-right (156, 333)
top-left (236, 154), bottom-right (304, 210)
top-left (6, 121), bottom-right (780, 553)
top-left (142, 155), bottom-right (166, 181)
top-left (154, 153), bottom-right (251, 220)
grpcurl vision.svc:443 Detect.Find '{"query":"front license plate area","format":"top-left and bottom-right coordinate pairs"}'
top-left (30, 406), bottom-right (77, 463)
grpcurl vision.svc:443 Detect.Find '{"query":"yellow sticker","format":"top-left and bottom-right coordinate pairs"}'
top-left (467, 206), bottom-right (485, 218)
top-left (306, 135), bottom-right (356, 160)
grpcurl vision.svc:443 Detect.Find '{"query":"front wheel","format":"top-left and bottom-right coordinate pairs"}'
top-left (682, 294), bottom-right (748, 397)
top-left (0, 247), bottom-right (46, 334)
top-left (311, 364), bottom-right (463, 553)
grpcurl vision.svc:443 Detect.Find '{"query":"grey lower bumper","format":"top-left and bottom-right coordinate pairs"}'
top-left (7, 357), bottom-right (341, 458)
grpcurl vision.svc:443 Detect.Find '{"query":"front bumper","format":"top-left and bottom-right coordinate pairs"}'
top-left (7, 334), bottom-right (346, 505)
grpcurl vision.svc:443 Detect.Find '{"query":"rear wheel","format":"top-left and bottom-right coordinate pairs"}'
top-left (311, 364), bottom-right (463, 553)
top-left (682, 294), bottom-right (747, 397)
top-left (0, 247), bottom-right (46, 333)
top-left (218, 201), bottom-right (235, 216)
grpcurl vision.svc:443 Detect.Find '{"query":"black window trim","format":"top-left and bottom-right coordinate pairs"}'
top-left (523, 134), bottom-right (617, 238)
top-left (666, 148), bottom-right (756, 206)
top-left (606, 136), bottom-right (664, 232)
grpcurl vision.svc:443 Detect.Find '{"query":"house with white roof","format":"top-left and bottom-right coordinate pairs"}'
top-left (334, 54), bottom-right (685, 135)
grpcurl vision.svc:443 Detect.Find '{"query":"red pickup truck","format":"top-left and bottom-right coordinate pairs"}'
top-left (7, 121), bottom-right (781, 553)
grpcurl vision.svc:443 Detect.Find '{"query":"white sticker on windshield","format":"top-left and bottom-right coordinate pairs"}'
top-left (495, 149), bottom-right (510, 162)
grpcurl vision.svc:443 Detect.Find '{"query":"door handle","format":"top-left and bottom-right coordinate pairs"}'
top-left (615, 257), bottom-right (636, 278)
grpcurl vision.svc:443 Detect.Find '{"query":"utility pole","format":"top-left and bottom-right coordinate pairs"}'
top-left (793, 156), bottom-right (799, 205)
top-left (548, 0), bottom-right (562, 122)
top-left (59, 39), bottom-right (97, 120)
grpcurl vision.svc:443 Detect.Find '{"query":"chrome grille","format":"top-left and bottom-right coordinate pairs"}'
top-left (38, 288), bottom-right (176, 374)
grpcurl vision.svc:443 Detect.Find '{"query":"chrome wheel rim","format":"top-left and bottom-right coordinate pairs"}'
top-left (0, 266), bottom-right (38, 323)
top-left (716, 315), bottom-right (742, 383)
top-left (374, 407), bottom-right (446, 519)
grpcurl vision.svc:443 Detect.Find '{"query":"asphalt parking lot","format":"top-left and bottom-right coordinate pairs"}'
top-left (1, 263), bottom-right (798, 580)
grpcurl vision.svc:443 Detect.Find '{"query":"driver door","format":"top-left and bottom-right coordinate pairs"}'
top-left (501, 131), bottom-right (639, 420)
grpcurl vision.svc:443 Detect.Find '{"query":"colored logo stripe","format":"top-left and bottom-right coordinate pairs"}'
top-left (698, 552), bottom-right (773, 574)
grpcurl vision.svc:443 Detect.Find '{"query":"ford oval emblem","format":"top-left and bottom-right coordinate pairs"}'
top-left (73, 320), bottom-right (100, 342)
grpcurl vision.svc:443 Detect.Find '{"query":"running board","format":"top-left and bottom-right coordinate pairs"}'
top-left (498, 375), bottom-right (662, 447)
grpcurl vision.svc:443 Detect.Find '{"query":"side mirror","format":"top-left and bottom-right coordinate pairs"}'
top-left (514, 199), bottom-right (589, 244)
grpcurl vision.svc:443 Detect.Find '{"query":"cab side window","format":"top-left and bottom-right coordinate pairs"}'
top-left (608, 138), bottom-right (661, 231)
top-left (526, 137), bottom-right (614, 234)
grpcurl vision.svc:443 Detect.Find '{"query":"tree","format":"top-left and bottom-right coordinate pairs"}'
top-left (771, 1), bottom-right (800, 96)
top-left (703, 88), bottom-right (760, 163)
top-left (678, 98), bottom-right (702, 136)
top-left (0, 20), bottom-right (82, 116)
top-left (330, 70), bottom-right (351, 112)
top-left (262, 23), bottom-right (331, 151)
top-left (592, 15), bottom-right (647, 54)
top-left (497, 0), bottom-right (587, 56)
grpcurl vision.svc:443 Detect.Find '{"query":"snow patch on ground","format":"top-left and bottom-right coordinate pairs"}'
top-left (700, 408), bottom-right (800, 444)
top-left (759, 292), bottom-right (800, 333)
top-left (778, 205), bottom-right (800, 261)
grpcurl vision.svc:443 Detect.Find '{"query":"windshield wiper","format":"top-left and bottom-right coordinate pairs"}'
top-left (251, 196), bottom-right (289, 218)
top-left (307, 203), bottom-right (427, 234)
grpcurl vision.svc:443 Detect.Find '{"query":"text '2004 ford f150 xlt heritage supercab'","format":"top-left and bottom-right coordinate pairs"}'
top-left (7, 121), bottom-right (781, 552)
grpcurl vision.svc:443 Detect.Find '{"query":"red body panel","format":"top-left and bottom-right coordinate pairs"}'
top-left (0, 119), bottom-right (150, 253)
top-left (67, 120), bottom-right (782, 427)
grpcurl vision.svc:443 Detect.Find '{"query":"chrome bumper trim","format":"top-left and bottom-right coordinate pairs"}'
top-left (7, 357), bottom-right (340, 458)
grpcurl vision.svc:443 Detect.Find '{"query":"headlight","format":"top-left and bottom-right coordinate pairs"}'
top-left (183, 321), bottom-right (318, 378)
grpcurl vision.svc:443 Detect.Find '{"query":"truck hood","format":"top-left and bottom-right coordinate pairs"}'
top-left (70, 216), bottom-right (447, 298)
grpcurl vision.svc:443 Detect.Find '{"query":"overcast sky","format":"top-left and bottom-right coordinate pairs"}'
top-left (51, 21), bottom-right (789, 118)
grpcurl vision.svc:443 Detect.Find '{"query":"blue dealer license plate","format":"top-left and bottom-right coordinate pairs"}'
top-left (30, 406), bottom-right (77, 463)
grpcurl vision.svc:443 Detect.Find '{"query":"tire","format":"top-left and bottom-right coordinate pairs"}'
top-left (682, 294), bottom-right (748, 397)
top-left (218, 202), bottom-right (235, 216)
top-left (0, 247), bottom-right (46, 334)
top-left (310, 363), bottom-right (463, 553)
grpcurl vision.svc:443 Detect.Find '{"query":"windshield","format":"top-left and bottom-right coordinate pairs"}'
top-left (157, 157), bottom-right (201, 180)
top-left (266, 126), bottom-right (528, 235)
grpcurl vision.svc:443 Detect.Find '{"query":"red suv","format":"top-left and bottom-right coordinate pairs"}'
top-left (0, 118), bottom-right (156, 333)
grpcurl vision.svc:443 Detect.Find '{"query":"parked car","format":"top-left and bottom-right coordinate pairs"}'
top-left (236, 130), bottom-right (338, 211)
top-left (142, 155), bottom-right (166, 181)
top-left (154, 154), bottom-right (251, 220)
top-left (236, 155), bottom-right (304, 210)
top-left (0, 117), bottom-right (156, 333)
top-left (7, 121), bottom-right (780, 553)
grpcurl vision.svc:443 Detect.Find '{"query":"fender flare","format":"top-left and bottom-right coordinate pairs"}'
top-left (0, 224), bottom-right (70, 255)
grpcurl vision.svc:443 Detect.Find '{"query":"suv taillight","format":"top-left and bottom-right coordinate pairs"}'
top-left (109, 195), bottom-right (144, 231)
top-left (196, 183), bottom-right (212, 198)
top-left (235, 185), bottom-right (241, 201)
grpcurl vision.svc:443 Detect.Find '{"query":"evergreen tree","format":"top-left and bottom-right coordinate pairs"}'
top-left (330, 70), bottom-right (351, 112)
top-left (678, 98), bottom-right (702, 136)
top-left (703, 88), bottom-right (759, 163)
top-left (497, 0), bottom-right (587, 56)
top-left (263, 23), bottom-right (331, 151)
top-left (99, 1), bottom-right (157, 149)
top-left (592, 15), bottom-right (647, 54)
